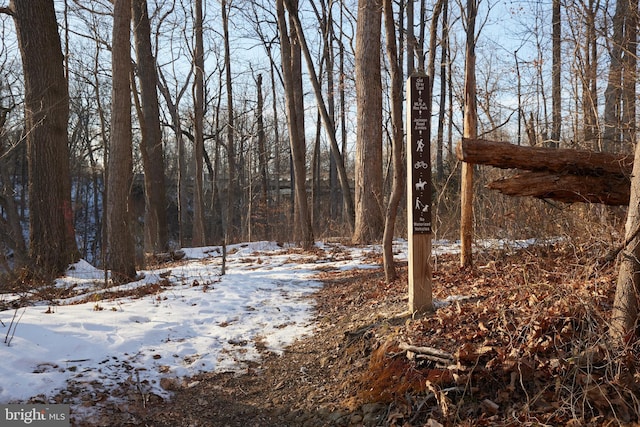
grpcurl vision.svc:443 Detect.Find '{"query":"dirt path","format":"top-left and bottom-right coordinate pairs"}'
top-left (69, 245), bottom-right (639, 427)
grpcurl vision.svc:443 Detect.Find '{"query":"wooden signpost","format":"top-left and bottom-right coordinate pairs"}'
top-left (407, 74), bottom-right (433, 314)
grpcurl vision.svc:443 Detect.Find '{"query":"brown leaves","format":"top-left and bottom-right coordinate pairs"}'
top-left (350, 245), bottom-right (639, 425)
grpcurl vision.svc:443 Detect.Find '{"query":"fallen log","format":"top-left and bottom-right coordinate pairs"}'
top-left (488, 171), bottom-right (630, 205)
top-left (456, 138), bottom-right (633, 177)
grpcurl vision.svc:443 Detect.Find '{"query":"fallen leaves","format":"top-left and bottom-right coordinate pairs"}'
top-left (350, 244), bottom-right (639, 425)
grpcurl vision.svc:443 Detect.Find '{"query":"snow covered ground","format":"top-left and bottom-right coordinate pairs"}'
top-left (0, 238), bottom-right (538, 408)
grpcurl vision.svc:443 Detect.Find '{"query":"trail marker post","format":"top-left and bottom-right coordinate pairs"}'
top-left (407, 74), bottom-right (433, 314)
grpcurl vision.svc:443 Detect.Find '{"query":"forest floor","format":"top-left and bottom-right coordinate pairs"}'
top-left (69, 241), bottom-right (640, 426)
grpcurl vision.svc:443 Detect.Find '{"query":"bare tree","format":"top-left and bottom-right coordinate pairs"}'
top-left (221, 0), bottom-right (239, 242)
top-left (254, 72), bottom-right (269, 239)
top-left (602, 0), bottom-right (628, 151)
top-left (460, 0), bottom-right (478, 267)
top-left (106, 0), bottom-right (136, 281)
top-left (276, 0), bottom-right (314, 249)
top-left (132, 0), bottom-right (168, 253)
top-left (285, 2), bottom-right (356, 232)
top-left (0, 102), bottom-right (28, 268)
top-left (436, 0), bottom-right (449, 179)
top-left (551, 0), bottom-right (561, 147)
top-left (382, 0), bottom-right (405, 282)
top-left (191, 0), bottom-right (206, 246)
top-left (353, 0), bottom-right (384, 244)
top-left (4, 0), bottom-right (79, 278)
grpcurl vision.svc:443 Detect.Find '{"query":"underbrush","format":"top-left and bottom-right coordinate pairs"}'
top-left (357, 242), bottom-right (640, 426)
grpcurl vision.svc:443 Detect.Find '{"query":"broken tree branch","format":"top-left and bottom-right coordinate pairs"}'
top-left (399, 342), bottom-right (455, 364)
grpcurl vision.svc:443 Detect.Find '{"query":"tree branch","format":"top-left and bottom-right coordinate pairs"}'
top-left (0, 6), bottom-right (14, 16)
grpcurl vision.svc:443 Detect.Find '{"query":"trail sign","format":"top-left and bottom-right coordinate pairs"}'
top-left (407, 74), bottom-right (433, 313)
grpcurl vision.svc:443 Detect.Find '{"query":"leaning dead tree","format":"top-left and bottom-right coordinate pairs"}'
top-left (456, 138), bottom-right (633, 205)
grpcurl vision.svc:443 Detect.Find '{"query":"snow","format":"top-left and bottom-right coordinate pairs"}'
top-left (0, 238), bottom-right (541, 411)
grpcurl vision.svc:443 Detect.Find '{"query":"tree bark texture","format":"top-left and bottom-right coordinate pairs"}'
top-left (551, 0), bottom-right (561, 146)
top-left (382, 0), bottom-right (405, 282)
top-left (460, 0), bottom-right (478, 267)
top-left (458, 138), bottom-right (632, 205)
top-left (277, 0), bottom-right (314, 249)
top-left (107, 0), bottom-right (136, 281)
top-left (286, 4), bottom-right (355, 231)
top-left (457, 138), bottom-right (633, 177)
top-left (191, 0), bottom-right (206, 247)
top-left (132, 0), bottom-right (168, 253)
top-left (353, 0), bottom-right (384, 244)
top-left (612, 131), bottom-right (640, 343)
top-left (488, 172), bottom-right (629, 205)
top-left (10, 0), bottom-right (78, 278)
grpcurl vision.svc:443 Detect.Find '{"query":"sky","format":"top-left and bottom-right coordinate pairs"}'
top-left (0, 238), bottom-right (537, 422)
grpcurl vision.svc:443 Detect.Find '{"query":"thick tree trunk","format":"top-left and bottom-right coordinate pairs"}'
top-left (353, 0), bottom-right (384, 244)
top-left (132, 0), bottom-right (168, 253)
top-left (10, 0), bottom-right (79, 278)
top-left (107, 0), bottom-right (136, 282)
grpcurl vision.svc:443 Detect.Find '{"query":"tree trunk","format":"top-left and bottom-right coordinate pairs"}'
top-left (407, 0), bottom-right (415, 75)
top-left (436, 0), bottom-right (448, 180)
top-left (460, 0), bottom-right (478, 267)
top-left (255, 73), bottom-right (269, 239)
top-left (276, 0), bottom-right (314, 249)
top-left (107, 0), bottom-right (136, 282)
top-left (9, 0), bottom-right (79, 278)
top-left (132, 0), bottom-right (168, 253)
top-left (602, 0), bottom-right (627, 151)
top-left (192, 0), bottom-right (206, 246)
top-left (222, 0), bottom-right (239, 242)
top-left (353, 0), bottom-right (384, 244)
top-left (0, 106), bottom-right (28, 268)
top-left (286, 4), bottom-right (356, 232)
top-left (157, 68), bottom-right (191, 247)
top-left (382, 0), bottom-right (405, 282)
top-left (621, 0), bottom-right (637, 151)
top-left (551, 0), bottom-right (561, 147)
top-left (612, 133), bottom-right (640, 343)
top-left (338, 1), bottom-right (347, 222)
top-left (582, 0), bottom-right (599, 148)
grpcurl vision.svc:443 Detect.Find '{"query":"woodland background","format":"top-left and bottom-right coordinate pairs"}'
top-left (0, 0), bottom-right (634, 285)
